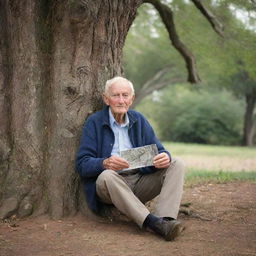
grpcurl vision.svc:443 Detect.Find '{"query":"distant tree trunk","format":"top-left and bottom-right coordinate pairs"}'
top-left (242, 92), bottom-right (256, 146)
top-left (0, 0), bottom-right (140, 219)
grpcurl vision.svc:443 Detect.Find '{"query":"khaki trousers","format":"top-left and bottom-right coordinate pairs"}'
top-left (96, 158), bottom-right (185, 228)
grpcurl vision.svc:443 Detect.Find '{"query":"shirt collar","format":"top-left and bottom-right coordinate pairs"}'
top-left (109, 108), bottom-right (129, 127)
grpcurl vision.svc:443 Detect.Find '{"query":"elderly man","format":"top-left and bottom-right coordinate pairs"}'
top-left (76, 76), bottom-right (185, 241)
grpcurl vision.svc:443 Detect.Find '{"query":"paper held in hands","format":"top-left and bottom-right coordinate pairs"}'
top-left (118, 144), bottom-right (158, 173)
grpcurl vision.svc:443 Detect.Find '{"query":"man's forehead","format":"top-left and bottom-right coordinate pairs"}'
top-left (109, 82), bottom-right (132, 92)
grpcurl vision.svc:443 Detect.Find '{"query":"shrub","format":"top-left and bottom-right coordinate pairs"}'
top-left (138, 86), bottom-right (244, 145)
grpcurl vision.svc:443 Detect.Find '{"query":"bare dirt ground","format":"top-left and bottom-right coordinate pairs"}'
top-left (1, 181), bottom-right (256, 256)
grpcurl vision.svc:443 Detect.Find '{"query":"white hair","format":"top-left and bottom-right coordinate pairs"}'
top-left (104, 76), bottom-right (135, 95)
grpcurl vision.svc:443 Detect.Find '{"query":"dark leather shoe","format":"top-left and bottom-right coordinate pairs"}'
top-left (152, 219), bottom-right (182, 241)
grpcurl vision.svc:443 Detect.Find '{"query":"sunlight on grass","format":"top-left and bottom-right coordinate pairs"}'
top-left (184, 170), bottom-right (256, 187)
top-left (163, 142), bottom-right (256, 184)
top-left (164, 142), bottom-right (256, 158)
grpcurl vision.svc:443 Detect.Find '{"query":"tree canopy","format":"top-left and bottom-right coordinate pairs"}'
top-left (124, 0), bottom-right (256, 145)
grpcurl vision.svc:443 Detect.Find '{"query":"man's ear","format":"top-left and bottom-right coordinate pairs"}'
top-left (102, 94), bottom-right (109, 105)
top-left (131, 94), bottom-right (135, 104)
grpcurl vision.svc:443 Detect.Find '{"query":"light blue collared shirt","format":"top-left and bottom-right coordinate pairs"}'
top-left (109, 108), bottom-right (133, 156)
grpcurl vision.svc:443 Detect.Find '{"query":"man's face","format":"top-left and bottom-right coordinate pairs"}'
top-left (103, 81), bottom-right (134, 115)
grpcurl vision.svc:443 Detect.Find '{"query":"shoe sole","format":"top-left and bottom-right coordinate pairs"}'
top-left (165, 221), bottom-right (182, 241)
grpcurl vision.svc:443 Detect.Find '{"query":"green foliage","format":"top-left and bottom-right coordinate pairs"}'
top-left (124, 1), bottom-right (256, 145)
top-left (125, 0), bottom-right (256, 87)
top-left (138, 86), bottom-right (244, 145)
top-left (171, 91), bottom-right (242, 144)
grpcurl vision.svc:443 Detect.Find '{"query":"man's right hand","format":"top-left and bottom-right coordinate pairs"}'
top-left (103, 155), bottom-right (129, 171)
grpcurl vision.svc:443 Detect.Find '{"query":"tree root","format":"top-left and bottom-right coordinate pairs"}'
top-left (179, 202), bottom-right (213, 221)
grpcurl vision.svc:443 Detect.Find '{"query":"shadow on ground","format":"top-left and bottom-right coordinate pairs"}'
top-left (1, 182), bottom-right (256, 256)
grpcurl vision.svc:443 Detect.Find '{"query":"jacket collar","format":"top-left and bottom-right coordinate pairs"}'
top-left (102, 106), bottom-right (136, 128)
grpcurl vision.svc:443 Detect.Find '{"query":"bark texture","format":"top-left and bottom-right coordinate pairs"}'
top-left (242, 92), bottom-right (256, 146)
top-left (0, 0), bottom-right (141, 219)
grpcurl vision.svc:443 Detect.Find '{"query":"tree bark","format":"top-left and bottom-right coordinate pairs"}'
top-left (242, 92), bottom-right (256, 146)
top-left (0, 0), bottom-right (141, 219)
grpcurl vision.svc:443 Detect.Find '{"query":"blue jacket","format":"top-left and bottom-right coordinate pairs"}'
top-left (75, 106), bottom-right (171, 213)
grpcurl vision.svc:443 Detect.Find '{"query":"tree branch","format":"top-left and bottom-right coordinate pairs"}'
top-left (132, 68), bottom-right (185, 107)
top-left (143, 0), bottom-right (200, 83)
top-left (190, 0), bottom-right (224, 37)
top-left (250, 0), bottom-right (256, 11)
top-left (140, 67), bottom-right (170, 90)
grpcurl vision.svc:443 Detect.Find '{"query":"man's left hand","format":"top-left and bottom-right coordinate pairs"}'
top-left (153, 153), bottom-right (171, 169)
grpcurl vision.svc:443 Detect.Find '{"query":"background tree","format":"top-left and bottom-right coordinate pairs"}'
top-left (172, 0), bottom-right (256, 146)
top-left (221, 5), bottom-right (256, 146)
top-left (233, 72), bottom-right (256, 146)
top-left (124, 0), bottom-right (256, 145)
top-left (124, 0), bottom-right (225, 107)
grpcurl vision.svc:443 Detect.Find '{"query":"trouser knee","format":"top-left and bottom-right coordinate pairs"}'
top-left (96, 170), bottom-right (117, 185)
top-left (96, 169), bottom-right (127, 194)
top-left (164, 158), bottom-right (185, 182)
top-left (169, 158), bottom-right (185, 173)
top-left (96, 170), bottom-right (121, 204)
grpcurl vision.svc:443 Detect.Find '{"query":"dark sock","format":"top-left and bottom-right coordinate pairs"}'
top-left (143, 214), bottom-right (162, 230)
top-left (163, 217), bottom-right (175, 221)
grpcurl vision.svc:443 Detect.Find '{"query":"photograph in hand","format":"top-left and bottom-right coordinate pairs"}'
top-left (119, 144), bottom-right (158, 173)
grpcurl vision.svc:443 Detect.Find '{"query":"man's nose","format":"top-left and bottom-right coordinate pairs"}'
top-left (118, 96), bottom-right (125, 103)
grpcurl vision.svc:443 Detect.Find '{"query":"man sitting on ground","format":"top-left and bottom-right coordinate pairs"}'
top-left (76, 76), bottom-right (185, 241)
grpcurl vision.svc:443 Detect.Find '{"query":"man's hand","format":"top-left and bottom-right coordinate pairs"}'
top-left (153, 152), bottom-right (171, 169)
top-left (103, 155), bottom-right (129, 171)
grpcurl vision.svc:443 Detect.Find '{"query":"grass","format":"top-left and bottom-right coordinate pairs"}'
top-left (184, 170), bottom-right (256, 187)
top-left (163, 142), bottom-right (256, 185)
top-left (164, 142), bottom-right (256, 158)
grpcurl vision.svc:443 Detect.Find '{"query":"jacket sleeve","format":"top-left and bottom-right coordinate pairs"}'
top-left (75, 117), bottom-right (106, 178)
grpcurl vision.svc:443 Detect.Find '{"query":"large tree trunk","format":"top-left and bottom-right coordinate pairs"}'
top-left (0, 0), bottom-right (140, 219)
top-left (242, 92), bottom-right (256, 146)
